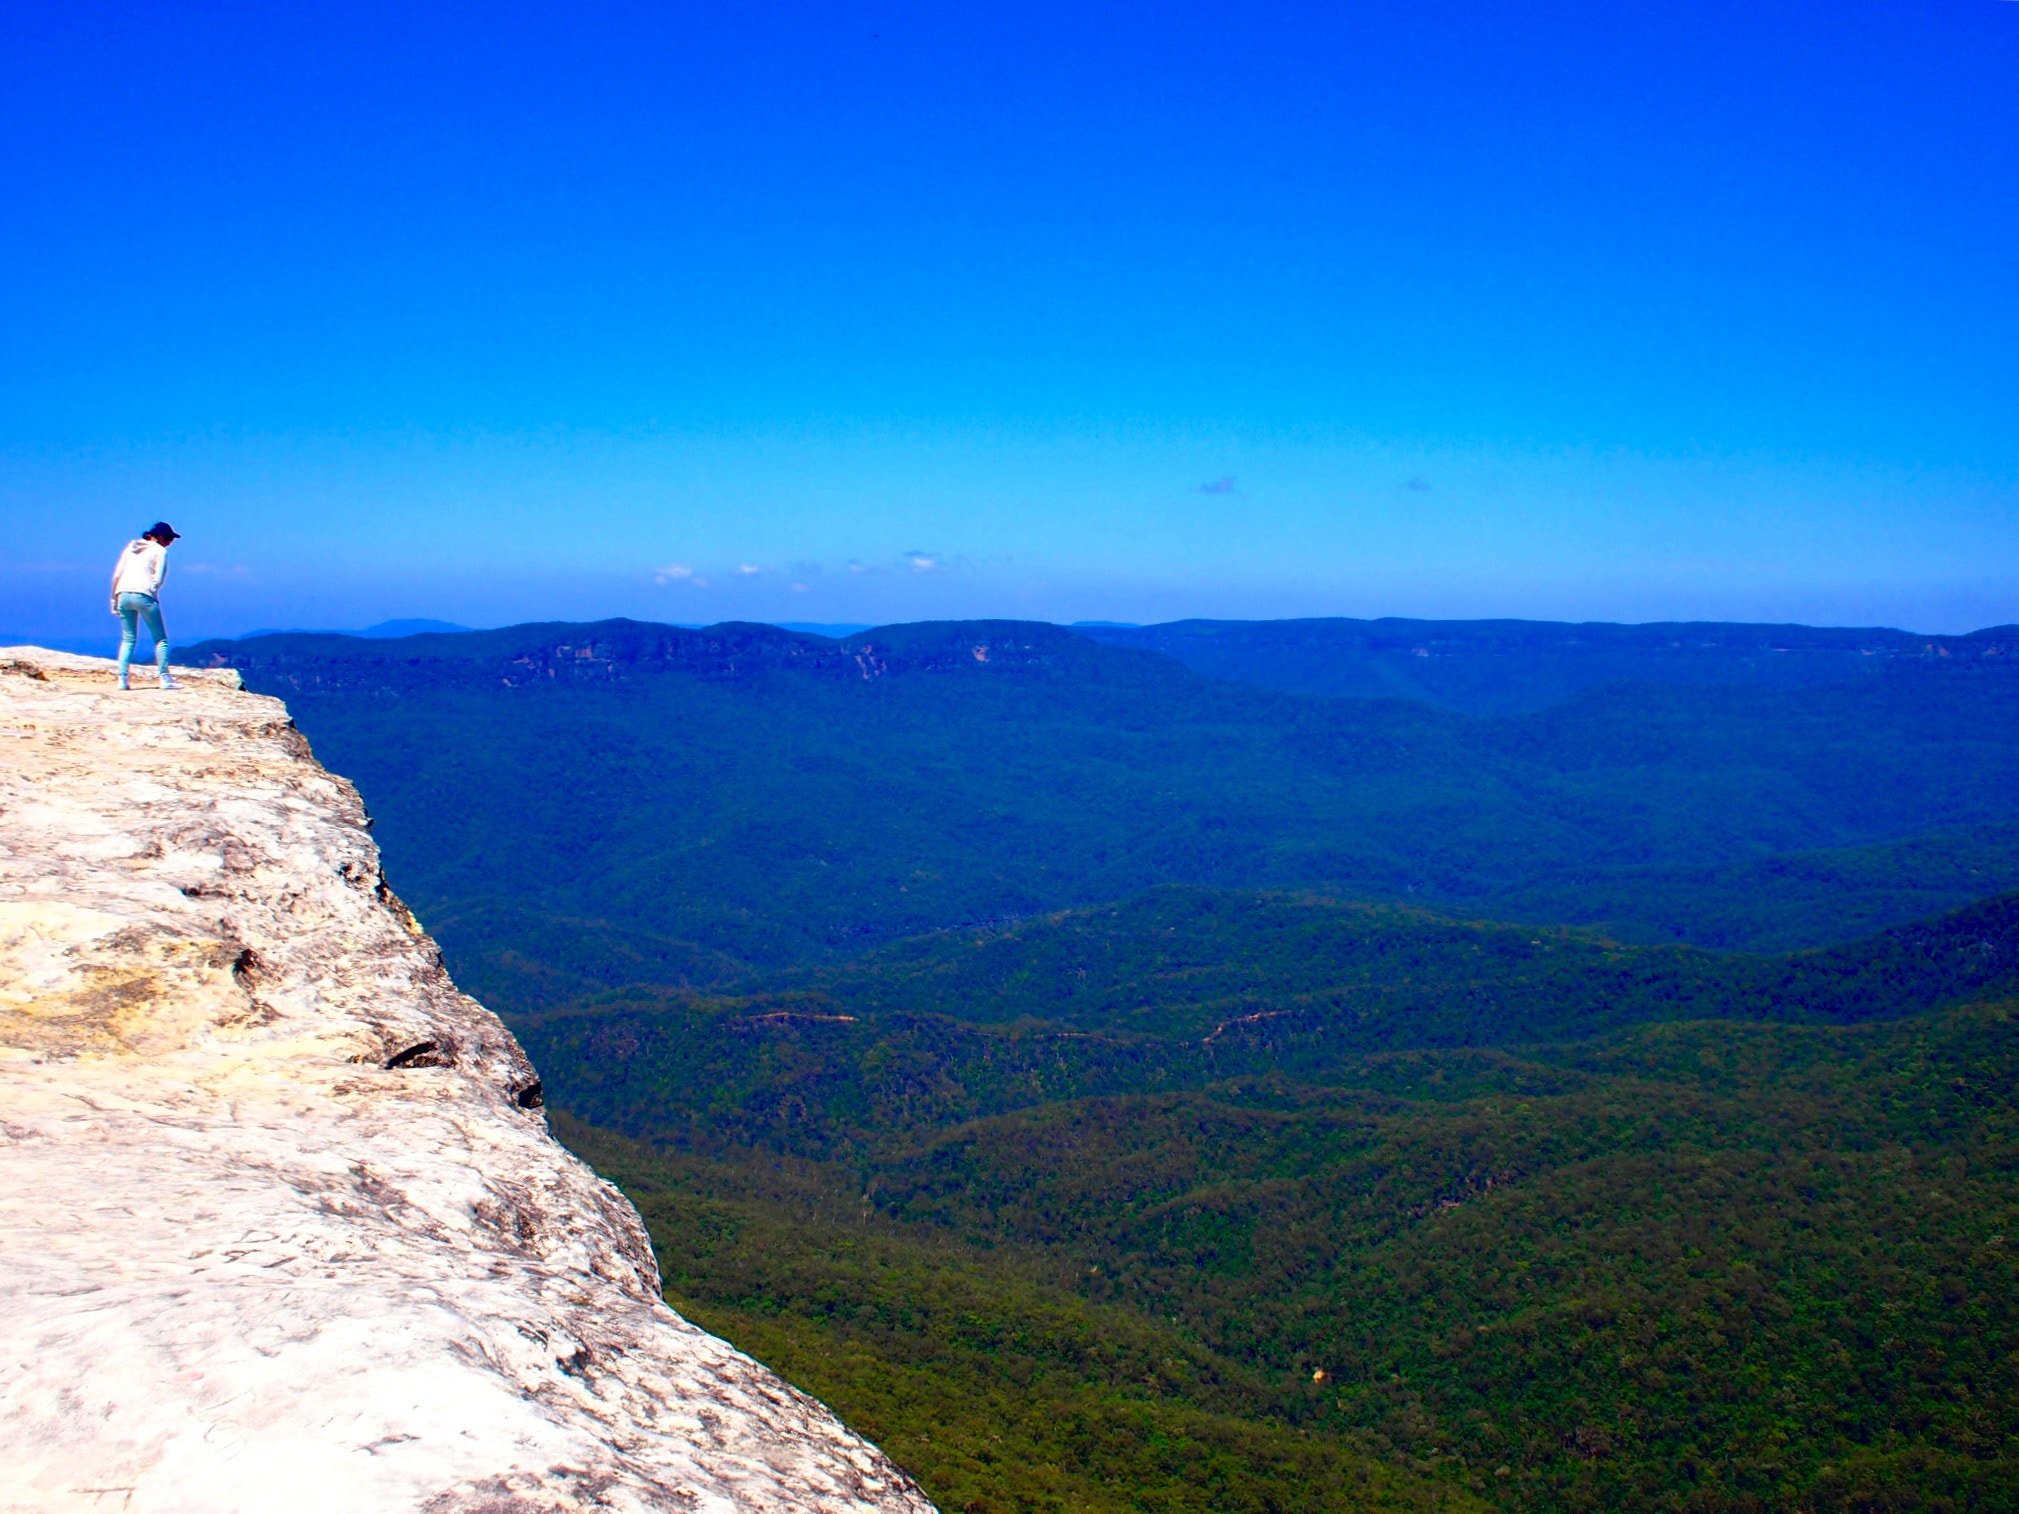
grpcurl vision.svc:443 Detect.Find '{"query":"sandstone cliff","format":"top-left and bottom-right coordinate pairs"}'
top-left (0, 647), bottom-right (934, 1514)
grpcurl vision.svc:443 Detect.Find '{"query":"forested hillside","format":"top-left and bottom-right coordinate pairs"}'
top-left (554, 994), bottom-right (2019, 1512)
top-left (190, 616), bottom-right (2019, 1511)
top-left (516, 886), bottom-right (2019, 1158)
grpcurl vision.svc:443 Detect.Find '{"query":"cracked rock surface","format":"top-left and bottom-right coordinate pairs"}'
top-left (0, 647), bottom-right (934, 1514)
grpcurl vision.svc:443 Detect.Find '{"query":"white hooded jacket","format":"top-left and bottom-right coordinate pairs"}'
top-left (110, 539), bottom-right (168, 603)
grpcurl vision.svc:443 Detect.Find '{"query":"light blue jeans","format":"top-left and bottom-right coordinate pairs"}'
top-left (116, 592), bottom-right (169, 683)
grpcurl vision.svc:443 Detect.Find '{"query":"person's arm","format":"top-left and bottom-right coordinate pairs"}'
top-left (110, 554), bottom-right (122, 613)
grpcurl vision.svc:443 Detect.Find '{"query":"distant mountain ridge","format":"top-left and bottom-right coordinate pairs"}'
top-left (220, 618), bottom-right (473, 639)
top-left (1074, 615), bottom-right (2019, 714)
top-left (193, 618), bottom-right (1159, 693)
top-left (193, 612), bottom-right (2019, 715)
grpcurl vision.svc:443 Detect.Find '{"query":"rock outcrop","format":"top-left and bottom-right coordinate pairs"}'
top-left (0, 648), bottom-right (934, 1513)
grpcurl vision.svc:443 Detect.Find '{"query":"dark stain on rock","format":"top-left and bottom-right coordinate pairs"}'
top-left (230, 946), bottom-right (265, 988)
top-left (386, 1040), bottom-right (453, 1070)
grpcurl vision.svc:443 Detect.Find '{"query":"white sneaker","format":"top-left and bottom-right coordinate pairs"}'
top-left (118, 676), bottom-right (130, 691)
top-left (159, 675), bottom-right (183, 692)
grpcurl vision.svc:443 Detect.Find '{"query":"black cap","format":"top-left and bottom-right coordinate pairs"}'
top-left (146, 521), bottom-right (180, 542)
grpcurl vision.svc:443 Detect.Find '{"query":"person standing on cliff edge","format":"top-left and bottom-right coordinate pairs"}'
top-left (109, 522), bottom-right (181, 691)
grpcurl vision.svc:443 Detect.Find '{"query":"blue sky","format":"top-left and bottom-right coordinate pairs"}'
top-left (5, 0), bottom-right (2017, 640)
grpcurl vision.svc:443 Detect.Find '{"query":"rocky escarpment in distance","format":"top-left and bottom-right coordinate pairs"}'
top-left (188, 616), bottom-right (1134, 693)
top-left (0, 647), bottom-right (933, 1514)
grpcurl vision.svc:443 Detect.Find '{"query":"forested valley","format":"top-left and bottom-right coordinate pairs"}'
top-left (197, 616), bottom-right (2019, 1512)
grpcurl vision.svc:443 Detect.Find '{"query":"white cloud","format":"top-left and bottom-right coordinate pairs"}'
top-left (737, 563), bottom-right (762, 576)
top-left (654, 563), bottom-right (694, 585)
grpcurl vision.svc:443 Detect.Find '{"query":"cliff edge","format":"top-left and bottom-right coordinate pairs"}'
top-left (0, 648), bottom-right (934, 1514)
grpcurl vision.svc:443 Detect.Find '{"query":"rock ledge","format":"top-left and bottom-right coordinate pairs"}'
top-left (0, 648), bottom-right (933, 1514)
